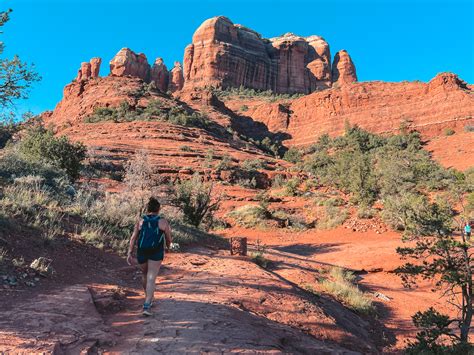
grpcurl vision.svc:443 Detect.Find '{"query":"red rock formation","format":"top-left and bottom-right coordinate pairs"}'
top-left (169, 62), bottom-right (184, 92)
top-left (240, 73), bottom-right (473, 146)
top-left (90, 57), bottom-right (102, 78)
top-left (109, 48), bottom-right (150, 81)
top-left (183, 16), bottom-right (352, 94)
top-left (332, 50), bottom-right (357, 85)
top-left (76, 62), bottom-right (91, 81)
top-left (75, 58), bottom-right (102, 81)
top-left (150, 58), bottom-right (169, 92)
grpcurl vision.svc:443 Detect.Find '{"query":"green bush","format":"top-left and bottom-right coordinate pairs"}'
top-left (283, 178), bottom-right (300, 196)
top-left (0, 149), bottom-right (68, 185)
top-left (212, 86), bottom-right (304, 101)
top-left (444, 128), bottom-right (455, 136)
top-left (0, 122), bottom-right (18, 148)
top-left (283, 147), bottom-right (302, 163)
top-left (84, 100), bottom-right (210, 128)
top-left (18, 126), bottom-right (86, 181)
top-left (303, 124), bottom-right (460, 212)
top-left (242, 159), bottom-right (266, 172)
top-left (170, 173), bottom-right (219, 227)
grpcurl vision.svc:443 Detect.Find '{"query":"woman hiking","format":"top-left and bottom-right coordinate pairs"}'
top-left (127, 197), bottom-right (172, 316)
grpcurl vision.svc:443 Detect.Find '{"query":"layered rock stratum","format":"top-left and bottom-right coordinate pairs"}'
top-left (43, 16), bottom-right (473, 171)
top-left (183, 16), bottom-right (353, 93)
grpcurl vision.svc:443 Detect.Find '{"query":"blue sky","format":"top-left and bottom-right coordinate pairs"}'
top-left (3, 0), bottom-right (473, 116)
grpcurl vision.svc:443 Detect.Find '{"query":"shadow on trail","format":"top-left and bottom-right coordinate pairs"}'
top-left (272, 243), bottom-right (342, 257)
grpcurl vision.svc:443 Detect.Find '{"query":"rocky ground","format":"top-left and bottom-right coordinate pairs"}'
top-left (0, 216), bottom-right (455, 354)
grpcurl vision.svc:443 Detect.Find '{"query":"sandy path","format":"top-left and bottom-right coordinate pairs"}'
top-left (219, 226), bottom-right (454, 351)
top-left (104, 247), bottom-right (369, 353)
top-left (1, 246), bottom-right (374, 354)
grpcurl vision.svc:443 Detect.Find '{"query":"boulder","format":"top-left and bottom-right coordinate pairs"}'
top-left (109, 48), bottom-right (151, 81)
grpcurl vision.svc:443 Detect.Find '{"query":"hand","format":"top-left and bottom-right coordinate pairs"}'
top-left (126, 253), bottom-right (134, 266)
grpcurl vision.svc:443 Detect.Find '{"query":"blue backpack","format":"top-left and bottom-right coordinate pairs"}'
top-left (137, 215), bottom-right (164, 251)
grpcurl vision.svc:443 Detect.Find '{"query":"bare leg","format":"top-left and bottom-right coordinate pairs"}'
top-left (145, 260), bottom-right (161, 304)
top-left (139, 262), bottom-right (148, 292)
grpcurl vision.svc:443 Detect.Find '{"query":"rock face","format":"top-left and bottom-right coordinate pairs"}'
top-left (169, 62), bottom-right (184, 92)
top-left (109, 48), bottom-right (151, 81)
top-left (76, 58), bottom-right (101, 81)
top-left (332, 50), bottom-right (357, 85)
top-left (183, 16), bottom-right (354, 94)
top-left (150, 58), bottom-right (169, 92)
top-left (238, 73), bottom-right (473, 146)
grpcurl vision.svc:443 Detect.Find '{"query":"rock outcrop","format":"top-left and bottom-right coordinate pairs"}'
top-left (90, 58), bottom-right (102, 78)
top-left (183, 16), bottom-right (355, 94)
top-left (109, 48), bottom-right (151, 81)
top-left (169, 62), bottom-right (184, 92)
top-left (150, 58), bottom-right (168, 92)
top-left (332, 50), bottom-right (357, 85)
top-left (233, 72), bottom-right (473, 146)
top-left (76, 58), bottom-right (101, 81)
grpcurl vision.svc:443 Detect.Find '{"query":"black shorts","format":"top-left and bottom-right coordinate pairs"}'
top-left (137, 248), bottom-right (164, 264)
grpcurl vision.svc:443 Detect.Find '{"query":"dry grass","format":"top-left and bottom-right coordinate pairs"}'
top-left (228, 204), bottom-right (270, 228)
top-left (319, 266), bottom-right (375, 315)
top-left (318, 205), bottom-right (349, 229)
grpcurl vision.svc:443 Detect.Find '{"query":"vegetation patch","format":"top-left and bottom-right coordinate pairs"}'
top-left (319, 267), bottom-right (375, 315)
top-left (84, 100), bottom-right (210, 128)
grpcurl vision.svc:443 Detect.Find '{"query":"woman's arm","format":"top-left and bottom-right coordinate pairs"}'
top-left (127, 221), bottom-right (140, 265)
top-left (161, 219), bottom-right (172, 249)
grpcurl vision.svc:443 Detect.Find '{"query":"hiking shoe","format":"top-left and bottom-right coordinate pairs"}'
top-left (142, 302), bottom-right (152, 316)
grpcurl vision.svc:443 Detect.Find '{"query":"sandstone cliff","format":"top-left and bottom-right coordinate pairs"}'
top-left (226, 73), bottom-right (473, 146)
top-left (183, 16), bottom-right (355, 94)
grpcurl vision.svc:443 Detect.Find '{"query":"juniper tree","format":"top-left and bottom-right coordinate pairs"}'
top-left (395, 196), bottom-right (473, 352)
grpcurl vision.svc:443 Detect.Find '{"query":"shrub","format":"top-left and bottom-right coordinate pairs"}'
top-left (283, 147), bottom-right (302, 163)
top-left (228, 204), bottom-right (270, 228)
top-left (357, 205), bottom-right (377, 219)
top-left (444, 128), bottom-right (455, 136)
top-left (464, 125), bottom-right (474, 133)
top-left (242, 159), bottom-right (266, 172)
top-left (283, 178), bottom-right (300, 196)
top-left (271, 174), bottom-right (286, 188)
top-left (18, 126), bottom-right (86, 181)
top-left (170, 173), bottom-right (219, 227)
top-left (271, 210), bottom-right (309, 230)
top-left (319, 267), bottom-right (375, 315)
top-left (84, 100), bottom-right (210, 128)
top-left (0, 149), bottom-right (68, 185)
top-left (240, 104), bottom-right (249, 112)
top-left (215, 154), bottom-right (233, 171)
top-left (318, 205), bottom-right (348, 229)
top-left (180, 145), bottom-right (193, 152)
top-left (0, 122), bottom-right (18, 148)
top-left (250, 239), bottom-right (269, 268)
top-left (0, 176), bottom-right (65, 244)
